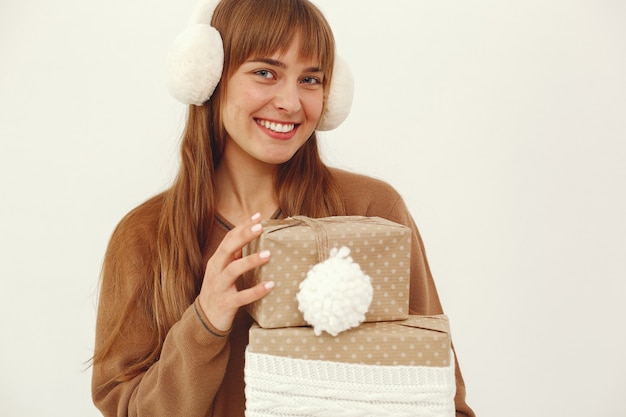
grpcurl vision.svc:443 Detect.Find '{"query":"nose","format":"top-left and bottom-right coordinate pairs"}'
top-left (273, 81), bottom-right (302, 113)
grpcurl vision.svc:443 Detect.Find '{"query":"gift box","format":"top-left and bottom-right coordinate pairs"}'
top-left (247, 315), bottom-right (451, 366)
top-left (240, 216), bottom-right (412, 329)
top-left (244, 315), bottom-right (456, 417)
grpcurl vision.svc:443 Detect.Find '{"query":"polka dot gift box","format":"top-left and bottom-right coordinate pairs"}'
top-left (241, 216), bottom-right (412, 329)
top-left (244, 315), bottom-right (456, 416)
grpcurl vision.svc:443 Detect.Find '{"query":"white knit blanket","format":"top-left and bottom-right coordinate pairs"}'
top-left (244, 350), bottom-right (456, 417)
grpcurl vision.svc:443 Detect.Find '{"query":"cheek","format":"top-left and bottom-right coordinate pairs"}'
top-left (224, 78), bottom-right (253, 108)
top-left (305, 90), bottom-right (325, 121)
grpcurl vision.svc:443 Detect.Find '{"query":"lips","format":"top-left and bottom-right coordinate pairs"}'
top-left (256, 118), bottom-right (297, 133)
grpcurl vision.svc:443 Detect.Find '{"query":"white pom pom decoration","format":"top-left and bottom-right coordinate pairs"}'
top-left (297, 246), bottom-right (373, 336)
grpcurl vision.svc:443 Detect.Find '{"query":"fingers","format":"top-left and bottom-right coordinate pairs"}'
top-left (212, 212), bottom-right (264, 271)
top-left (199, 212), bottom-right (276, 331)
top-left (233, 280), bottom-right (275, 307)
top-left (224, 249), bottom-right (270, 280)
top-left (227, 249), bottom-right (275, 308)
top-left (202, 211), bottom-right (274, 297)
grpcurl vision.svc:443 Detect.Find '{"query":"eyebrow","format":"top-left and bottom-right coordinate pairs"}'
top-left (248, 58), bottom-right (322, 73)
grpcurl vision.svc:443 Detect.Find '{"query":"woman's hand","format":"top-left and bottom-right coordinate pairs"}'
top-left (198, 212), bottom-right (274, 332)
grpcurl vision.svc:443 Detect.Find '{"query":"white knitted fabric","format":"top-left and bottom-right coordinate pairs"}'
top-left (244, 350), bottom-right (456, 417)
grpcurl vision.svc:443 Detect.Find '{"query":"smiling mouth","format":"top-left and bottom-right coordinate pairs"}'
top-left (256, 119), bottom-right (297, 133)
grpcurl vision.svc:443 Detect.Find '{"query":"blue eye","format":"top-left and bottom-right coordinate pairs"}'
top-left (255, 69), bottom-right (275, 79)
top-left (302, 76), bottom-right (322, 85)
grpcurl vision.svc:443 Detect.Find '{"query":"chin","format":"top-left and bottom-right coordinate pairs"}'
top-left (264, 156), bottom-right (296, 166)
top-left (260, 150), bottom-right (300, 166)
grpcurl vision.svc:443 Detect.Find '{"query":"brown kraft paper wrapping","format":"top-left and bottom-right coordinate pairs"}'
top-left (241, 216), bottom-right (412, 328)
top-left (247, 315), bottom-right (451, 367)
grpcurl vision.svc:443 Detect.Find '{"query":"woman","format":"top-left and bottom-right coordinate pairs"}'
top-left (91, 0), bottom-right (475, 416)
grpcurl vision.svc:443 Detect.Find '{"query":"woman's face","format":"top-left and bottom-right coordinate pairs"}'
top-left (220, 37), bottom-right (325, 167)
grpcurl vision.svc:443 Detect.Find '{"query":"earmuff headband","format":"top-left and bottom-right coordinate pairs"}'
top-left (165, 0), bottom-right (354, 131)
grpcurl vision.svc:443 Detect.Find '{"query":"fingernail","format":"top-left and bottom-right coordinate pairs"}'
top-left (251, 212), bottom-right (261, 221)
top-left (251, 223), bottom-right (262, 233)
top-left (259, 250), bottom-right (270, 259)
top-left (264, 281), bottom-right (275, 290)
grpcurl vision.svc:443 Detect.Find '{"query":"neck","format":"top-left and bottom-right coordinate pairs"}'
top-left (215, 156), bottom-right (279, 225)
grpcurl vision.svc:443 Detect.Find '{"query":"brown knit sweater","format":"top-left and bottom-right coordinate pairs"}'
top-left (92, 168), bottom-right (475, 417)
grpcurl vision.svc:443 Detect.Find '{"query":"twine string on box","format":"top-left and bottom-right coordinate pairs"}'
top-left (291, 216), bottom-right (329, 263)
top-left (291, 216), bottom-right (374, 336)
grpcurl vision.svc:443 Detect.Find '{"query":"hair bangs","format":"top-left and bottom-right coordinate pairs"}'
top-left (214, 0), bottom-right (335, 81)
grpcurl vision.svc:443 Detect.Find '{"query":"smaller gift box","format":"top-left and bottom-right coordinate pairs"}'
top-left (247, 315), bottom-right (452, 366)
top-left (244, 315), bottom-right (456, 417)
top-left (240, 216), bottom-right (412, 329)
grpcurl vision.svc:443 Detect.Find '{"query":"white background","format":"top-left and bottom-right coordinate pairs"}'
top-left (1, 0), bottom-right (625, 416)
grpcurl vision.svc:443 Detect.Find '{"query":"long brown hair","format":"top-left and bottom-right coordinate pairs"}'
top-left (93, 0), bottom-right (346, 382)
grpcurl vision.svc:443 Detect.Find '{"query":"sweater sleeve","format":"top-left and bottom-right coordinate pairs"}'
top-left (91, 208), bottom-right (230, 417)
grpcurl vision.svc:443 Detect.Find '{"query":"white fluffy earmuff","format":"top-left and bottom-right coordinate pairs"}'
top-left (165, 0), bottom-right (354, 131)
top-left (317, 55), bottom-right (354, 131)
top-left (166, 0), bottom-right (223, 107)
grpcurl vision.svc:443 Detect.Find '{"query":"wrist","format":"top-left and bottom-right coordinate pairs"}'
top-left (194, 299), bottom-right (232, 336)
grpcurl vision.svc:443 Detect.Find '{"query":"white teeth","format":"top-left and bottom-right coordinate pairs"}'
top-left (258, 119), bottom-right (295, 133)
